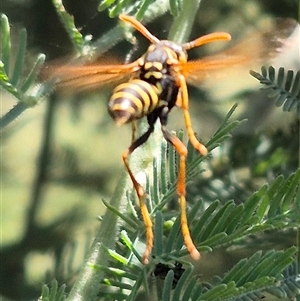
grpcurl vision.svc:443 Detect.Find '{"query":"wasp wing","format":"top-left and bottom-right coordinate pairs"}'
top-left (182, 18), bottom-right (298, 90)
top-left (42, 60), bottom-right (141, 93)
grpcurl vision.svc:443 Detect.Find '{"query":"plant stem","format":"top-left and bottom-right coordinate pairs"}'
top-left (67, 171), bottom-right (128, 301)
top-left (92, 0), bottom-right (170, 57)
top-left (168, 0), bottom-right (202, 43)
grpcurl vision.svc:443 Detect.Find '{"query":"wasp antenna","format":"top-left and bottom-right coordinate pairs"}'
top-left (183, 32), bottom-right (231, 50)
top-left (119, 14), bottom-right (160, 44)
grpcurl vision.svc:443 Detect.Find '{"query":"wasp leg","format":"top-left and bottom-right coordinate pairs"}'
top-left (131, 121), bottom-right (137, 143)
top-left (122, 124), bottom-right (155, 264)
top-left (159, 107), bottom-right (201, 261)
top-left (177, 75), bottom-right (208, 156)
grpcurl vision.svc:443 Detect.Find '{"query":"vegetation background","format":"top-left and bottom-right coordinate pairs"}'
top-left (1, 0), bottom-right (299, 300)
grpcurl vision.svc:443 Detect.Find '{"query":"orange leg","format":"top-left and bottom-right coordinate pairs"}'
top-left (161, 126), bottom-right (201, 261)
top-left (122, 125), bottom-right (155, 264)
top-left (177, 75), bottom-right (208, 157)
top-left (162, 74), bottom-right (208, 260)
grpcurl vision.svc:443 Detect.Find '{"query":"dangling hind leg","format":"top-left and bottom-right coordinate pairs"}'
top-left (122, 125), bottom-right (155, 264)
top-left (160, 117), bottom-right (201, 260)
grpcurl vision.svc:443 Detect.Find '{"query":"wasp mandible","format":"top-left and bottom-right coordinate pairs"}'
top-left (48, 14), bottom-right (297, 264)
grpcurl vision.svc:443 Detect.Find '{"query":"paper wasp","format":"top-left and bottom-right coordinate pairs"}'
top-left (47, 15), bottom-right (297, 264)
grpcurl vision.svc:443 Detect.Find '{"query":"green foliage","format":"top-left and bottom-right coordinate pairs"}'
top-left (52, 0), bottom-right (86, 54)
top-left (1, 2), bottom-right (300, 301)
top-left (200, 249), bottom-right (297, 301)
top-left (98, 0), bottom-right (181, 17)
top-left (95, 219), bottom-right (299, 300)
top-left (81, 107), bottom-right (300, 300)
top-left (250, 66), bottom-right (300, 118)
top-left (39, 279), bottom-right (66, 301)
top-left (265, 260), bottom-right (300, 299)
top-left (0, 14), bottom-right (46, 129)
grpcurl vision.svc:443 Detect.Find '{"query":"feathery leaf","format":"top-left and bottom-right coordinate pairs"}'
top-left (250, 66), bottom-right (300, 118)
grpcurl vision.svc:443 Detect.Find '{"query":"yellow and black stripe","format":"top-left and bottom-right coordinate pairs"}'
top-left (108, 79), bottom-right (162, 126)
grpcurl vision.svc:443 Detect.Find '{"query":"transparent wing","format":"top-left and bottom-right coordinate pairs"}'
top-left (42, 59), bottom-right (141, 93)
top-left (182, 18), bottom-right (298, 88)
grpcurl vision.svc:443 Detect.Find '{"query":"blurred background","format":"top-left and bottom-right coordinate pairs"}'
top-left (1, 0), bottom-right (299, 300)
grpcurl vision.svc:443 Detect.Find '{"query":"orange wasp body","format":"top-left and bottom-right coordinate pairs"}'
top-left (49, 15), bottom-right (297, 264)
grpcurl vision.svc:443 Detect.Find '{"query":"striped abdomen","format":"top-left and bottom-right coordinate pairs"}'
top-left (108, 79), bottom-right (162, 126)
